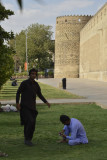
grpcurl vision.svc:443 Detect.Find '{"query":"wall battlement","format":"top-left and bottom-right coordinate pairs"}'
top-left (56, 15), bottom-right (92, 18)
top-left (81, 3), bottom-right (107, 39)
top-left (56, 15), bottom-right (92, 24)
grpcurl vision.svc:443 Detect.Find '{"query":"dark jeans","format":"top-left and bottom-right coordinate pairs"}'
top-left (20, 107), bottom-right (38, 141)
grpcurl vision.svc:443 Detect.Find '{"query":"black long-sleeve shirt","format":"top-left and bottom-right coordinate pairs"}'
top-left (16, 78), bottom-right (47, 110)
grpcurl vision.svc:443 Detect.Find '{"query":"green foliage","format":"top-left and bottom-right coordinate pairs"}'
top-left (0, 104), bottom-right (107, 160)
top-left (9, 23), bottom-right (55, 71)
top-left (48, 70), bottom-right (54, 76)
top-left (38, 71), bottom-right (44, 76)
top-left (0, 46), bottom-right (14, 89)
top-left (0, 3), bottom-right (14, 45)
top-left (13, 72), bottom-right (28, 76)
top-left (0, 3), bottom-right (14, 89)
top-left (0, 3), bottom-right (14, 20)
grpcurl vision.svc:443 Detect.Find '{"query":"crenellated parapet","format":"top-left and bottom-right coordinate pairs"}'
top-left (80, 3), bottom-right (107, 41)
top-left (56, 15), bottom-right (92, 22)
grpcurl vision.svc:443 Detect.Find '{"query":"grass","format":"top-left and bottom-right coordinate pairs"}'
top-left (0, 79), bottom-right (82, 100)
top-left (0, 103), bottom-right (107, 160)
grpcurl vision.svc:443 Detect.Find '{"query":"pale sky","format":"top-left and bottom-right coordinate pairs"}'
top-left (1, 0), bottom-right (107, 39)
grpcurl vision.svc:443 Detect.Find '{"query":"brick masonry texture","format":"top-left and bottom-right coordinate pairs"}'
top-left (55, 15), bottom-right (92, 78)
top-left (55, 3), bottom-right (107, 82)
top-left (80, 3), bottom-right (107, 81)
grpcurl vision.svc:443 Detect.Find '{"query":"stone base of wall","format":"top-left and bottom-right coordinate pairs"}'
top-left (80, 71), bottom-right (107, 82)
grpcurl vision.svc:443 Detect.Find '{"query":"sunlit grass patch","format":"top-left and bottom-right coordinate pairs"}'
top-left (0, 79), bottom-right (82, 100)
top-left (0, 103), bottom-right (107, 160)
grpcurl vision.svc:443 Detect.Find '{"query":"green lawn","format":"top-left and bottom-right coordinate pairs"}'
top-left (0, 103), bottom-right (107, 160)
top-left (0, 79), bottom-right (82, 100)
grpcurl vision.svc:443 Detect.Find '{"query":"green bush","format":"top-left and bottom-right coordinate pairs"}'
top-left (12, 70), bottom-right (54, 78)
top-left (38, 71), bottom-right (44, 76)
top-left (13, 72), bottom-right (28, 76)
top-left (48, 71), bottom-right (54, 76)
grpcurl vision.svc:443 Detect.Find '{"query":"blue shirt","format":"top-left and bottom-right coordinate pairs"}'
top-left (63, 118), bottom-right (88, 141)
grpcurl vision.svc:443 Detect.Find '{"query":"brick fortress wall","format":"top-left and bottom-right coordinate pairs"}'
top-left (54, 15), bottom-right (92, 78)
top-left (80, 3), bottom-right (107, 81)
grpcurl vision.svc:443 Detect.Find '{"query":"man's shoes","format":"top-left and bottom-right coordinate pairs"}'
top-left (24, 140), bottom-right (34, 146)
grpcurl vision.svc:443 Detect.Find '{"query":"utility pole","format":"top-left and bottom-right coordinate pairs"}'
top-left (25, 30), bottom-right (28, 73)
top-left (14, 38), bottom-right (16, 72)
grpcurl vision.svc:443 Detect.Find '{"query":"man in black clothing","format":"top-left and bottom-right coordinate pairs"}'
top-left (16, 68), bottom-right (50, 146)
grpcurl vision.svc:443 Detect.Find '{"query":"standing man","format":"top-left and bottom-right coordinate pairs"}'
top-left (59, 115), bottom-right (88, 146)
top-left (16, 68), bottom-right (50, 146)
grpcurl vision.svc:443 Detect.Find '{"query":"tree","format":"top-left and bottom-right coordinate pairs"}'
top-left (10, 23), bottom-right (54, 71)
top-left (0, 3), bottom-right (14, 89)
top-left (9, 31), bottom-right (26, 72)
top-left (27, 24), bottom-right (54, 70)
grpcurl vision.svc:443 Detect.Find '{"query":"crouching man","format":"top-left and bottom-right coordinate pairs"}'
top-left (59, 115), bottom-right (88, 146)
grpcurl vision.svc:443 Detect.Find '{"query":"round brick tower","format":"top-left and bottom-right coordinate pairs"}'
top-left (54, 15), bottom-right (92, 78)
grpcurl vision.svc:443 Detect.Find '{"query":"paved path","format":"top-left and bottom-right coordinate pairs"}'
top-left (38, 78), bottom-right (107, 109)
top-left (1, 78), bottom-right (107, 109)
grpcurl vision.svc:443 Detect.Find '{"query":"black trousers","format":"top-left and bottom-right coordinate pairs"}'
top-left (20, 107), bottom-right (38, 141)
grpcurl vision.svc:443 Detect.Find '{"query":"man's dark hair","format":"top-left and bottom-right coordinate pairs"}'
top-left (60, 115), bottom-right (70, 123)
top-left (29, 68), bottom-right (38, 76)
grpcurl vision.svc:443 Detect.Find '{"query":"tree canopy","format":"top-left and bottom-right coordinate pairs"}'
top-left (0, 3), bottom-right (14, 89)
top-left (9, 23), bottom-right (54, 71)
